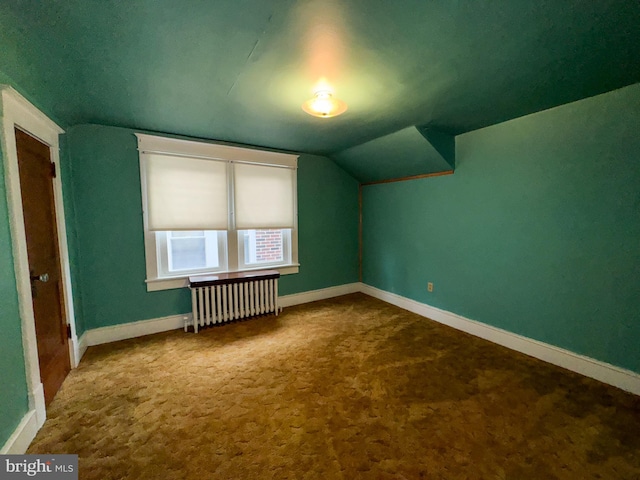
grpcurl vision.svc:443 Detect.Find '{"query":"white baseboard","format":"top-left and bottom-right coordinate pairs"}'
top-left (1, 410), bottom-right (38, 454)
top-left (77, 332), bottom-right (88, 362)
top-left (69, 333), bottom-right (87, 368)
top-left (83, 284), bottom-right (360, 347)
top-left (279, 283), bottom-right (361, 308)
top-left (77, 281), bottom-right (639, 396)
top-left (85, 314), bottom-right (188, 346)
top-left (32, 383), bottom-right (46, 430)
top-left (360, 283), bottom-right (640, 396)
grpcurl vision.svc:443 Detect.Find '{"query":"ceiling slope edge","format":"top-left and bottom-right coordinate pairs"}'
top-left (416, 126), bottom-right (455, 170)
top-left (330, 126), bottom-right (455, 184)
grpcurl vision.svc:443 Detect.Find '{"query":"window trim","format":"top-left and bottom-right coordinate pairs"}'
top-left (136, 133), bottom-right (299, 292)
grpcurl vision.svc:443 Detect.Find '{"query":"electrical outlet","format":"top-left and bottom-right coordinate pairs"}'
top-left (427, 282), bottom-right (433, 292)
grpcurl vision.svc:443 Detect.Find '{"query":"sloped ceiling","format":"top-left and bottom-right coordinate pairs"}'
top-left (332, 127), bottom-right (454, 184)
top-left (1, 0), bottom-right (639, 180)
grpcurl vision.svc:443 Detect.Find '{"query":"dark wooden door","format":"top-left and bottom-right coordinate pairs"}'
top-left (15, 127), bottom-right (70, 406)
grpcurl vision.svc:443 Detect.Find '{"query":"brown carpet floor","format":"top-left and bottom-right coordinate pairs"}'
top-left (28, 293), bottom-right (640, 479)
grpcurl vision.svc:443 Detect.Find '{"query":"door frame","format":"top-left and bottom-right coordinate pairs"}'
top-left (0, 86), bottom-right (79, 432)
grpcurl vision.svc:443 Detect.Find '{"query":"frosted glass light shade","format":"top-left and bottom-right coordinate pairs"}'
top-left (302, 91), bottom-right (347, 118)
top-left (145, 154), bottom-right (228, 231)
top-left (234, 163), bottom-right (295, 229)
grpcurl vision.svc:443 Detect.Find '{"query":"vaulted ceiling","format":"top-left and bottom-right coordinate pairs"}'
top-left (2, 1), bottom-right (639, 179)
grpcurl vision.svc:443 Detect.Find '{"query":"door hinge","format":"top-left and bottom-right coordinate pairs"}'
top-left (50, 162), bottom-right (57, 178)
top-left (66, 324), bottom-right (72, 339)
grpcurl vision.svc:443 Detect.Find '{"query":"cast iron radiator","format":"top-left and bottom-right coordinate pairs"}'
top-left (187, 269), bottom-right (280, 333)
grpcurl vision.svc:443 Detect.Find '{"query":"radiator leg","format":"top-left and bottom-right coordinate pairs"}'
top-left (275, 280), bottom-right (279, 316)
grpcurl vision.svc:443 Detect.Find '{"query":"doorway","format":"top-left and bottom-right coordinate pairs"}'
top-left (15, 128), bottom-right (71, 405)
top-left (0, 86), bottom-right (78, 449)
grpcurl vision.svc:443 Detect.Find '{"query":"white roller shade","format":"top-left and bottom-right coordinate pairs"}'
top-left (144, 154), bottom-right (228, 231)
top-left (234, 163), bottom-right (296, 229)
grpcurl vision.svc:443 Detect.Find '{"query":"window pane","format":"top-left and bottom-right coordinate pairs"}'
top-left (168, 231), bottom-right (220, 272)
top-left (242, 229), bottom-right (284, 265)
top-left (169, 238), bottom-right (206, 270)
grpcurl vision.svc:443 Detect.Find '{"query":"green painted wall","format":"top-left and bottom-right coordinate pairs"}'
top-left (66, 124), bottom-right (359, 330)
top-left (363, 83), bottom-right (640, 373)
top-left (282, 153), bottom-right (360, 294)
top-left (0, 145), bottom-right (30, 448)
top-left (0, 6), bottom-right (75, 129)
top-left (58, 136), bottom-right (85, 336)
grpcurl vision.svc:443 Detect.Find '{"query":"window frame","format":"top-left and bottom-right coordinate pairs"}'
top-left (136, 133), bottom-right (299, 292)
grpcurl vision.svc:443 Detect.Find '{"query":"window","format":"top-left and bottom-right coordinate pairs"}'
top-left (159, 230), bottom-right (225, 274)
top-left (136, 133), bottom-right (299, 291)
top-left (239, 228), bottom-right (290, 268)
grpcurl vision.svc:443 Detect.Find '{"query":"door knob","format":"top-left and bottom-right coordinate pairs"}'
top-left (30, 273), bottom-right (49, 283)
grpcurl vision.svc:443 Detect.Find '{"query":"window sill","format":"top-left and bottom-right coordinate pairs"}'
top-left (145, 264), bottom-right (299, 292)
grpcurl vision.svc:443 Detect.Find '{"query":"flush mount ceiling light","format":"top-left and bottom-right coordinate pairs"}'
top-left (302, 90), bottom-right (347, 118)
